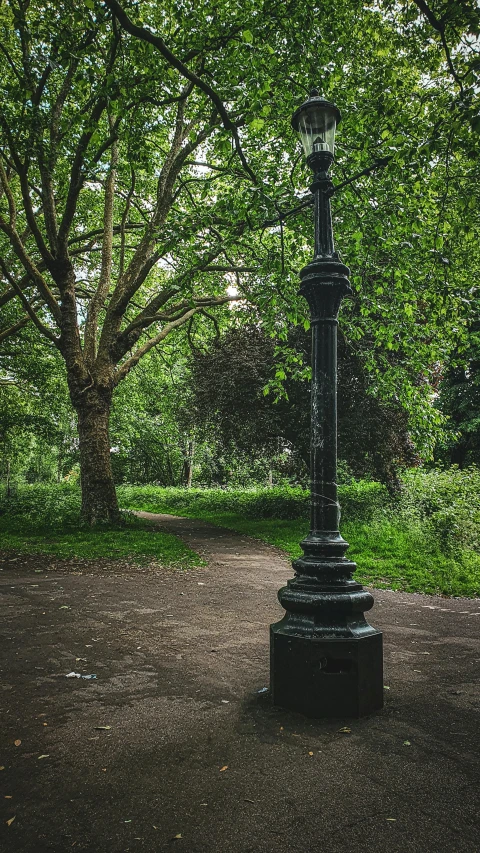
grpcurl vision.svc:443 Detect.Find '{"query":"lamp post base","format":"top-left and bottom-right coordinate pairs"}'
top-left (270, 625), bottom-right (383, 718)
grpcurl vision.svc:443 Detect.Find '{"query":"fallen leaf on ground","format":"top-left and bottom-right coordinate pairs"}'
top-left (386, 818), bottom-right (396, 821)
top-left (95, 726), bottom-right (111, 730)
top-left (383, 686), bottom-right (390, 690)
top-left (37, 755), bottom-right (49, 759)
top-left (173, 833), bottom-right (182, 839)
top-left (5, 795), bottom-right (12, 799)
top-left (14, 740), bottom-right (21, 747)
top-left (6, 816), bottom-right (15, 826)
top-left (219, 765), bottom-right (228, 772)
top-left (0, 766), bottom-right (5, 770)
top-left (337, 727), bottom-right (351, 733)
top-left (403, 740), bottom-right (411, 746)
top-left (308, 751), bottom-right (314, 756)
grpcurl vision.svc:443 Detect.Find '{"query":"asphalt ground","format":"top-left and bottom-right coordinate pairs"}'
top-left (1, 512), bottom-right (479, 853)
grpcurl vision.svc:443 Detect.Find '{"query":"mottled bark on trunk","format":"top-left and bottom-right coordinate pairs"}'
top-left (76, 391), bottom-right (120, 526)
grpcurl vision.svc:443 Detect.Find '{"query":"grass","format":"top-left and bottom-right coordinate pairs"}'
top-left (0, 513), bottom-right (201, 569)
top-left (2, 481), bottom-right (480, 595)
top-left (119, 488), bottom-right (480, 598)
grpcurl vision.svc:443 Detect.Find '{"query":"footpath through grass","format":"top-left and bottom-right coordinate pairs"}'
top-left (0, 485), bottom-right (201, 569)
top-left (118, 476), bottom-right (480, 598)
top-left (2, 473), bottom-right (480, 595)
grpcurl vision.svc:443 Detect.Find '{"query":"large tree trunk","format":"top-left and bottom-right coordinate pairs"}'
top-left (75, 389), bottom-right (121, 526)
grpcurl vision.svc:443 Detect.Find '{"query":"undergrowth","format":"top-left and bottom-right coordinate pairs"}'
top-left (0, 483), bottom-right (200, 568)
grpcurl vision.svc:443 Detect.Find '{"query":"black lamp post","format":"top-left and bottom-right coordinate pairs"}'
top-left (270, 90), bottom-right (384, 718)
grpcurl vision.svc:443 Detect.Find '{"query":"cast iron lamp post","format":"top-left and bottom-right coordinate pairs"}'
top-left (270, 90), bottom-right (384, 718)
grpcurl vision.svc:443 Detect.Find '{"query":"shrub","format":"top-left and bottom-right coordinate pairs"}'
top-left (397, 467), bottom-right (480, 555)
top-left (0, 482), bottom-right (81, 529)
top-left (117, 481), bottom-right (388, 523)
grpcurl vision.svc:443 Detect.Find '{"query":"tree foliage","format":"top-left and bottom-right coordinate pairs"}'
top-left (0, 0), bottom-right (479, 515)
top-left (190, 325), bottom-right (418, 488)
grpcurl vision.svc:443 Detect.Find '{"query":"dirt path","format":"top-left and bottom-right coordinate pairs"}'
top-left (1, 513), bottom-right (479, 852)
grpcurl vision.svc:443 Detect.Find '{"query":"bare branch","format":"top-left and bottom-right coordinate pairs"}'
top-left (0, 257), bottom-right (58, 343)
top-left (413, 0), bottom-right (465, 94)
top-left (102, 91), bottom-right (213, 328)
top-left (0, 216), bottom-right (61, 324)
top-left (0, 158), bottom-right (16, 228)
top-left (0, 43), bottom-right (23, 83)
top-left (0, 113), bottom-right (54, 266)
top-left (119, 167), bottom-right (136, 277)
top-left (56, 96), bottom-right (107, 251)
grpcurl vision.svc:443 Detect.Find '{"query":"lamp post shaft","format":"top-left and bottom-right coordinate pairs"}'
top-left (314, 176), bottom-right (335, 258)
top-left (311, 172), bottom-right (338, 536)
top-left (311, 312), bottom-right (338, 534)
top-left (270, 144), bottom-right (384, 718)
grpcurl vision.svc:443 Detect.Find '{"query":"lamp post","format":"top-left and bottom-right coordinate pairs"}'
top-left (270, 90), bottom-right (384, 718)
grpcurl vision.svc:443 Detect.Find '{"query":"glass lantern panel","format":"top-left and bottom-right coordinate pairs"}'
top-left (297, 107), bottom-right (337, 158)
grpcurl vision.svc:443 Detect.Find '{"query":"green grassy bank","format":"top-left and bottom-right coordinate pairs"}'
top-left (0, 484), bottom-right (201, 569)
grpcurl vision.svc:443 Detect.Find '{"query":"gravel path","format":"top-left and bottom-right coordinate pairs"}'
top-left (1, 512), bottom-right (479, 852)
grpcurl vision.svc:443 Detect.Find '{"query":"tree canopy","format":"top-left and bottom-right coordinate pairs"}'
top-left (0, 0), bottom-right (479, 517)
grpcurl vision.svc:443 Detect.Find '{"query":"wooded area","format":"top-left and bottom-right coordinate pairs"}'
top-left (1, 0), bottom-right (480, 523)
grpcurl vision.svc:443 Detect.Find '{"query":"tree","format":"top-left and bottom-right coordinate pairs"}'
top-left (0, 0), bottom-right (257, 522)
top-left (190, 325), bottom-right (417, 489)
top-left (0, 332), bottom-right (76, 486)
top-left (435, 306), bottom-right (480, 467)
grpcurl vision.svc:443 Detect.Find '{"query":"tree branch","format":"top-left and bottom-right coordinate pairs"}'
top-left (119, 167), bottom-right (135, 277)
top-left (103, 0), bottom-right (258, 184)
top-left (0, 257), bottom-right (58, 343)
top-left (0, 216), bottom-right (62, 324)
top-left (0, 316), bottom-right (31, 343)
top-left (56, 96), bottom-right (108, 252)
top-left (413, 0), bottom-right (465, 94)
top-left (0, 113), bottom-right (54, 266)
top-left (84, 131), bottom-right (119, 366)
top-left (114, 306), bottom-right (199, 382)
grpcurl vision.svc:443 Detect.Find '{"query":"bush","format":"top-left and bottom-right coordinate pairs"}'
top-left (396, 467), bottom-right (480, 555)
top-left (117, 481), bottom-right (388, 523)
top-left (0, 482), bottom-right (81, 529)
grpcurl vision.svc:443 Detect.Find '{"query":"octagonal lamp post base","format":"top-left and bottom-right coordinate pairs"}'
top-left (270, 624), bottom-right (383, 719)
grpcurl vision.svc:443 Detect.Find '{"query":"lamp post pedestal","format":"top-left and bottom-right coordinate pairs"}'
top-left (270, 129), bottom-right (383, 718)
